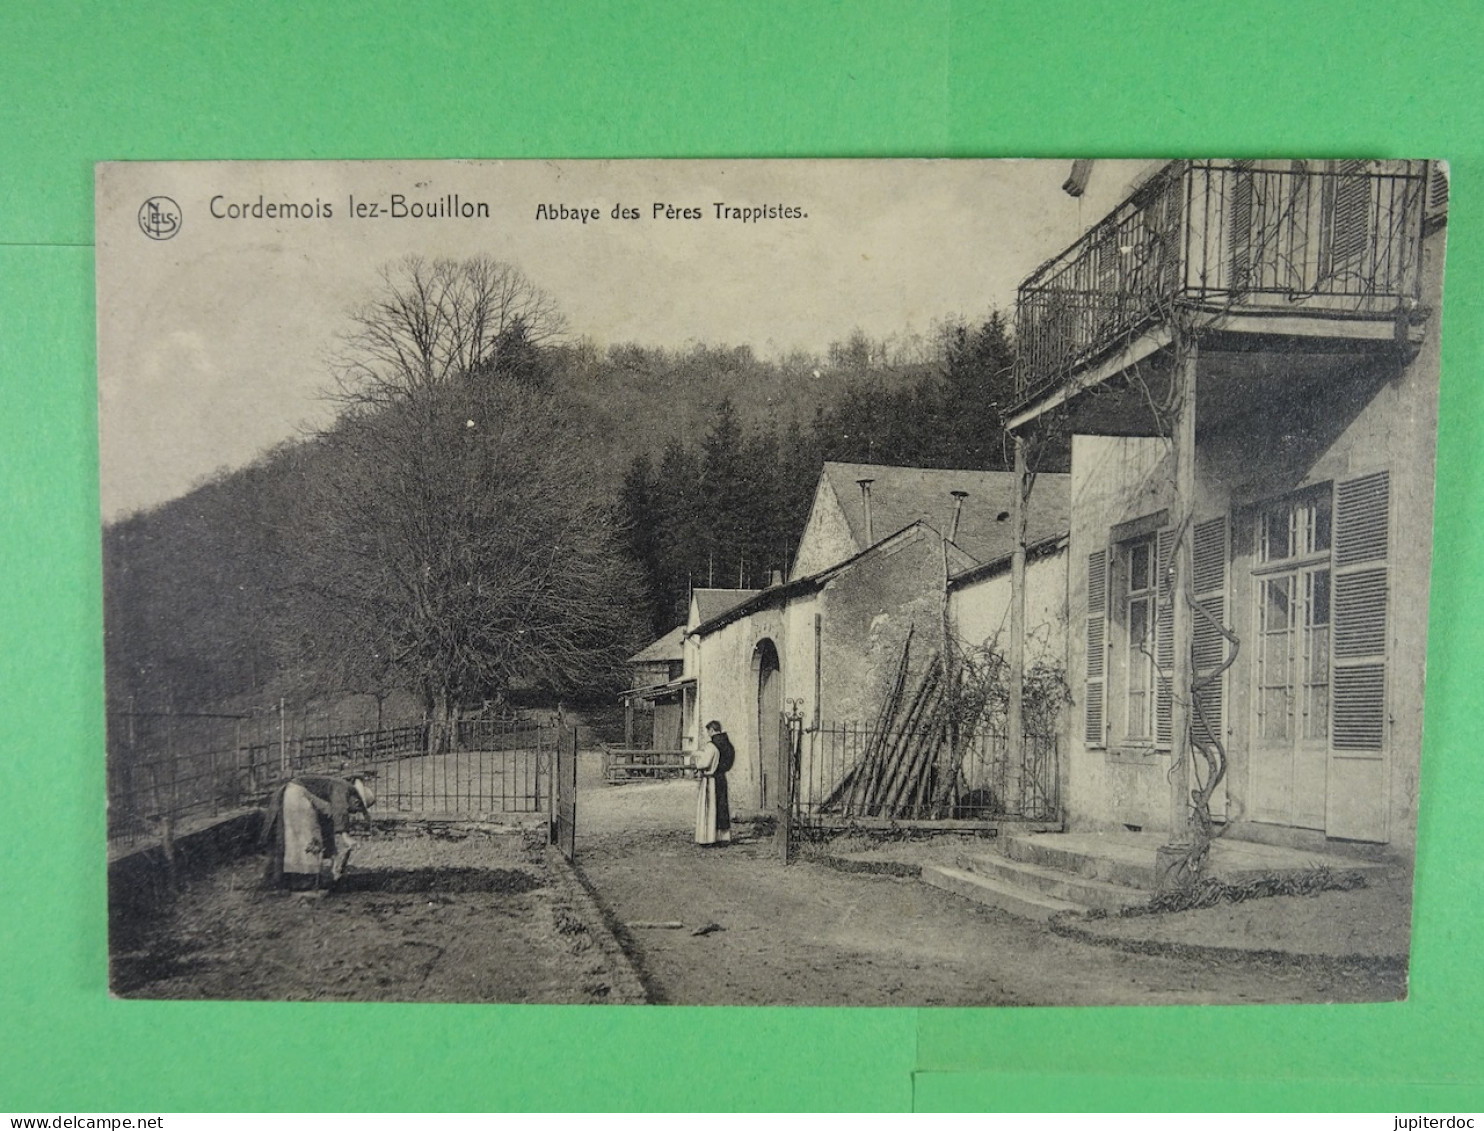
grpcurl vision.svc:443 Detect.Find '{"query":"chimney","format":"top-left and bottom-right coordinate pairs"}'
top-left (769, 569), bottom-right (783, 588)
top-left (1062, 158), bottom-right (1094, 197)
top-left (948, 490), bottom-right (969, 543)
top-left (857, 478), bottom-right (875, 545)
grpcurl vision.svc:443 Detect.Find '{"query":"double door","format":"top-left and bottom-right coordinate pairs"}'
top-left (1250, 564), bottom-right (1331, 829)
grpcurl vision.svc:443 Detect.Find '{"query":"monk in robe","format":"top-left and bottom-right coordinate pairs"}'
top-left (690, 720), bottom-right (735, 846)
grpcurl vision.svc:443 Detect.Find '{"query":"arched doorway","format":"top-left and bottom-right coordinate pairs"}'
top-left (753, 639), bottom-right (782, 809)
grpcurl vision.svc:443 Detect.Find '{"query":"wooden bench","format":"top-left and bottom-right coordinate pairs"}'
top-left (601, 746), bottom-right (691, 784)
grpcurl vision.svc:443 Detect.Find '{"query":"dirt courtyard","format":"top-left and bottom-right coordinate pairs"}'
top-left (109, 749), bottom-right (1407, 1007)
top-left (575, 762), bottom-right (1406, 1007)
top-left (110, 823), bottom-right (636, 1003)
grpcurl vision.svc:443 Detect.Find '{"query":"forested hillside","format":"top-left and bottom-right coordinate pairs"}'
top-left (103, 255), bottom-right (1020, 730)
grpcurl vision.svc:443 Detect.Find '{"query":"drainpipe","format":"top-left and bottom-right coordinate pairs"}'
top-left (857, 478), bottom-right (875, 545)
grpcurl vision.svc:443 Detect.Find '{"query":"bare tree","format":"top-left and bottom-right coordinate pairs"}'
top-left (334, 255), bottom-right (567, 406)
top-left (308, 258), bottom-right (640, 750)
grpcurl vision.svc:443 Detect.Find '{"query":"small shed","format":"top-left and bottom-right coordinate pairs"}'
top-left (619, 626), bottom-right (691, 754)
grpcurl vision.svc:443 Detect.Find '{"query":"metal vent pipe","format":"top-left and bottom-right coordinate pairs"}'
top-left (948, 490), bottom-right (969, 543)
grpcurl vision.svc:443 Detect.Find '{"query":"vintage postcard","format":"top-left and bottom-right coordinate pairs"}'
top-left (99, 159), bottom-right (1446, 1005)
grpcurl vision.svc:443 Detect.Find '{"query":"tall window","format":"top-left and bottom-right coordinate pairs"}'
top-left (1125, 537), bottom-right (1157, 741)
top-left (1254, 487), bottom-right (1337, 748)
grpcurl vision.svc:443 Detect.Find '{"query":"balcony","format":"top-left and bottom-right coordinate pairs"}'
top-left (1014, 160), bottom-right (1431, 412)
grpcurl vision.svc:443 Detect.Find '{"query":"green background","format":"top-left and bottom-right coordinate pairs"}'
top-left (3, 0), bottom-right (1480, 1112)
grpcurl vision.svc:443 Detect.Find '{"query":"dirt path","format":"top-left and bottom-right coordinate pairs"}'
top-left (574, 762), bottom-right (1404, 1007)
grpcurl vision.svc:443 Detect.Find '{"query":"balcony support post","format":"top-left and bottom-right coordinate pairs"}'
top-left (1168, 322), bottom-right (1198, 855)
top-left (1008, 433), bottom-right (1027, 809)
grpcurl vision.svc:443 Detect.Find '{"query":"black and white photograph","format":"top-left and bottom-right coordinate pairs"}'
top-left (99, 158), bottom-right (1447, 1006)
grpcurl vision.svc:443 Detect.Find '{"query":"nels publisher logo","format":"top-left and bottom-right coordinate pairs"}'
top-left (138, 196), bottom-right (182, 240)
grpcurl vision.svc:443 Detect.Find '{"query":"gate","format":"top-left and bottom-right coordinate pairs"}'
top-left (552, 723), bottom-right (578, 861)
top-left (348, 721), bottom-right (554, 817)
top-left (793, 720), bottom-right (1060, 827)
top-left (775, 704), bottom-right (805, 863)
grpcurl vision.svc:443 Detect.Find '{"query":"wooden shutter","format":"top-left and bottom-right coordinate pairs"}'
top-left (1332, 471), bottom-right (1389, 752)
top-left (1154, 527), bottom-right (1175, 746)
top-left (1151, 523), bottom-right (1226, 749)
top-left (1227, 161), bottom-right (1255, 294)
top-left (1425, 161), bottom-right (1450, 228)
top-left (1191, 517), bottom-right (1229, 748)
top-left (1323, 159), bottom-right (1371, 283)
top-left (1084, 549), bottom-right (1107, 747)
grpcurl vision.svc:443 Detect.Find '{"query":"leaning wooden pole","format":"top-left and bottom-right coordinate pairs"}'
top-left (844, 631), bottom-right (912, 815)
top-left (903, 689), bottom-right (951, 817)
top-left (871, 657), bottom-right (939, 816)
top-left (879, 659), bottom-right (942, 816)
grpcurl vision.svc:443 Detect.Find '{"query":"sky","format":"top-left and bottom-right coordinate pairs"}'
top-left (95, 158), bottom-right (1152, 521)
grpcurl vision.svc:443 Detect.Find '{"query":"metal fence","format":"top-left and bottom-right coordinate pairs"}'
top-left (1016, 159), bottom-right (1430, 404)
top-left (796, 719), bottom-right (1059, 826)
top-left (360, 733), bottom-right (552, 816)
top-left (106, 706), bottom-right (555, 848)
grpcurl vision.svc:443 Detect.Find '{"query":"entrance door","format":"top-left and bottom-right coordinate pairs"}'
top-left (755, 640), bottom-right (781, 809)
top-left (1250, 505), bottom-right (1333, 830)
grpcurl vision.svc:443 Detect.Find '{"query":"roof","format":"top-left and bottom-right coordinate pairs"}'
top-left (627, 626), bottom-right (685, 665)
top-left (820, 461), bottom-right (1071, 567)
top-left (947, 531), bottom-right (1070, 591)
top-left (691, 588), bottom-right (762, 624)
top-left (689, 463), bottom-right (1074, 641)
top-left (620, 675), bottom-right (695, 703)
top-left (690, 522), bottom-right (927, 639)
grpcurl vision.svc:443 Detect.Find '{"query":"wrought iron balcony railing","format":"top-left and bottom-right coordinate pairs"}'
top-left (1014, 160), bottom-right (1430, 406)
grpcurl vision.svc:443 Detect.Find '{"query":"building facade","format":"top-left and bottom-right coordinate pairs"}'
top-left (1011, 159), bottom-right (1446, 854)
top-left (688, 462), bottom-right (1070, 816)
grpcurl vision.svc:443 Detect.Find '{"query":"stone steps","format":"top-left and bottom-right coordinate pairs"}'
top-left (1004, 832), bottom-right (1161, 888)
top-left (922, 827), bottom-right (1390, 922)
top-left (920, 864), bottom-right (1086, 921)
top-left (957, 851), bottom-right (1149, 913)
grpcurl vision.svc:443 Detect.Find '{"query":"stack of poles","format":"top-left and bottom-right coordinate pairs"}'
top-left (838, 629), bottom-right (960, 820)
top-left (841, 628), bottom-right (913, 813)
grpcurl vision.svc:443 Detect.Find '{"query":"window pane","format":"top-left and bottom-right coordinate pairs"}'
top-left (1309, 625), bottom-right (1330, 680)
top-left (1130, 597), bottom-right (1150, 646)
top-left (1310, 569), bottom-right (1331, 626)
top-left (1265, 634), bottom-right (1290, 685)
top-left (1262, 508), bottom-right (1292, 562)
top-left (1261, 578), bottom-right (1292, 687)
top-left (1305, 565), bottom-right (1332, 742)
top-left (1128, 690), bottom-right (1149, 740)
top-left (1314, 494), bottom-right (1333, 553)
top-left (1305, 684), bottom-right (1329, 741)
top-left (1130, 542), bottom-right (1151, 591)
top-left (1263, 577), bottom-right (1292, 630)
top-left (1262, 687), bottom-right (1291, 740)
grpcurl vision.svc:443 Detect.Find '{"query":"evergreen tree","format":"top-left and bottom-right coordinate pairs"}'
top-left (699, 399), bottom-right (750, 585)
top-left (938, 311), bottom-right (1016, 469)
top-left (651, 439), bottom-right (705, 626)
top-left (619, 453), bottom-right (667, 635)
